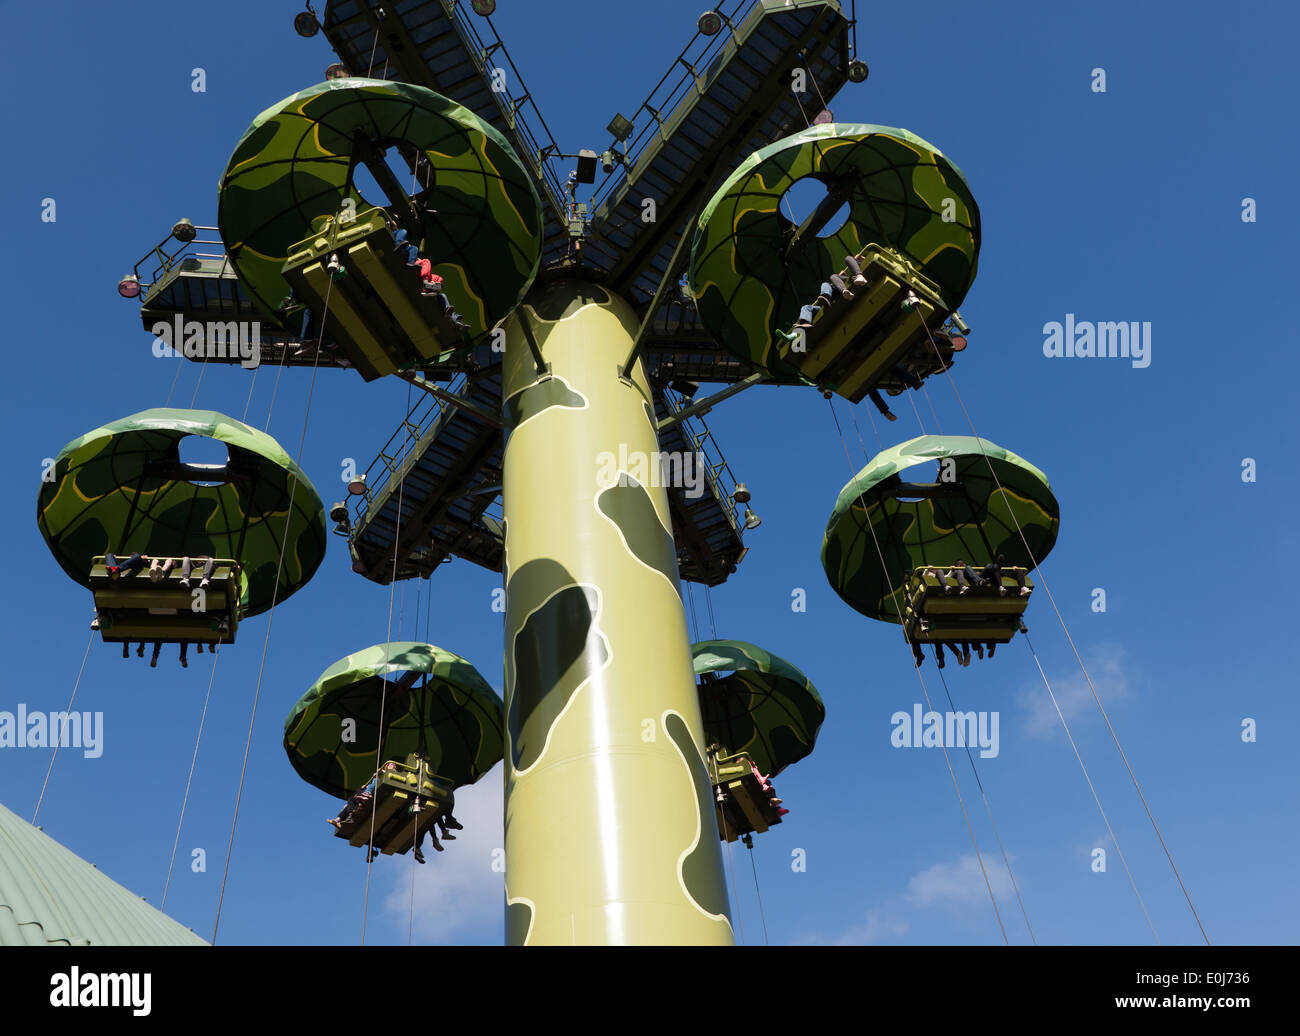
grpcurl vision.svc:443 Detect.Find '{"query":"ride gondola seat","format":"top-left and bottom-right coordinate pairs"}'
top-left (901, 566), bottom-right (1032, 645)
top-left (336, 754), bottom-right (453, 856)
top-left (281, 207), bottom-right (466, 382)
top-left (777, 245), bottom-right (951, 404)
top-left (89, 556), bottom-right (242, 645)
top-left (710, 751), bottom-right (783, 843)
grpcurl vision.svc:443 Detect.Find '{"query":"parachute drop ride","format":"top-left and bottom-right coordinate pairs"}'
top-left (821, 436), bottom-right (1060, 652)
top-left (283, 642), bottom-right (503, 861)
top-left (217, 78), bottom-right (542, 380)
top-left (692, 640), bottom-right (824, 843)
top-left (689, 123), bottom-right (979, 404)
top-left (37, 409), bottom-right (326, 659)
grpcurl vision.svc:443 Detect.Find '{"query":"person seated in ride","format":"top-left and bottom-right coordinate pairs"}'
top-left (105, 551), bottom-right (149, 581)
top-left (150, 557), bottom-right (175, 582)
top-left (948, 559), bottom-right (984, 595)
top-left (842, 254), bottom-right (869, 288)
top-left (415, 262), bottom-right (471, 331)
top-left (328, 780), bottom-right (375, 830)
top-left (794, 281), bottom-right (836, 330)
top-left (179, 556), bottom-right (214, 589)
top-left (979, 554), bottom-right (1030, 597)
top-left (926, 565), bottom-right (953, 592)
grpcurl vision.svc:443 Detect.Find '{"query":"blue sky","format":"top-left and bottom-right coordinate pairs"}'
top-left (2, 0), bottom-right (1297, 945)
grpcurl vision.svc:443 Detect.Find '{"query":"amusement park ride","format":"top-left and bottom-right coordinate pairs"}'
top-left (35, 0), bottom-right (1069, 945)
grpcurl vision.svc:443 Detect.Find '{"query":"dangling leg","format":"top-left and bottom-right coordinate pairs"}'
top-left (935, 642), bottom-right (946, 669)
top-left (150, 642), bottom-right (161, 668)
top-left (180, 557), bottom-right (193, 588)
top-left (844, 254), bottom-right (867, 285)
top-left (867, 389), bottom-right (898, 422)
top-left (179, 642), bottom-right (188, 668)
top-left (200, 557), bottom-right (214, 588)
top-left (829, 273), bottom-right (853, 300)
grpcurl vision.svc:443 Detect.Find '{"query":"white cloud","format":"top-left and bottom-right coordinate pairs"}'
top-left (905, 852), bottom-right (1015, 906)
top-left (1018, 643), bottom-right (1130, 739)
top-left (380, 766), bottom-right (505, 944)
top-left (827, 908), bottom-right (910, 946)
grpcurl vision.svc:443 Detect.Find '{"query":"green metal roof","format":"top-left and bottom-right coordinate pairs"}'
top-left (0, 801), bottom-right (206, 946)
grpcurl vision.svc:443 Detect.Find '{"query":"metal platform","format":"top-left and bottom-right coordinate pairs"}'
top-left (347, 370), bottom-right (505, 583)
top-left (346, 378), bottom-right (752, 587)
top-left (583, 0), bottom-right (850, 303)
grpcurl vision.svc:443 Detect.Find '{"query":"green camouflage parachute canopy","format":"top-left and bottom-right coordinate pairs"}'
top-left (218, 78), bottom-right (542, 335)
top-left (689, 123), bottom-right (980, 380)
top-left (821, 435), bottom-right (1059, 623)
top-left (284, 642), bottom-right (504, 800)
top-left (692, 640), bottom-right (824, 779)
top-left (37, 409), bottom-right (326, 617)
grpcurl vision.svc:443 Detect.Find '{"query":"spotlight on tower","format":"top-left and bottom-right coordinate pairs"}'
top-left (848, 59), bottom-right (869, 83)
top-left (698, 11), bottom-right (723, 35)
top-left (117, 275), bottom-right (141, 299)
top-left (171, 218), bottom-right (197, 243)
top-left (294, 9), bottom-right (320, 37)
top-left (347, 473), bottom-right (367, 496)
top-left (606, 113), bottom-right (634, 142)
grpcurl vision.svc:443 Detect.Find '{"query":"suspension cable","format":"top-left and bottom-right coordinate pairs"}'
top-left (31, 631), bottom-right (94, 823)
top-left (915, 312), bottom-right (1207, 944)
top-left (163, 636), bottom-right (223, 908)
top-left (935, 664), bottom-right (1036, 943)
top-left (211, 214), bottom-right (345, 944)
top-left (826, 396), bottom-right (1009, 944)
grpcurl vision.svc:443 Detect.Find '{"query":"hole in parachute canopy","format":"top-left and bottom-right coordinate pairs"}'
top-left (778, 176), bottom-right (851, 239)
top-left (177, 435), bottom-right (231, 487)
top-left (350, 141), bottom-right (428, 213)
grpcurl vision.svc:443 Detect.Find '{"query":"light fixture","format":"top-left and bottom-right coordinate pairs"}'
top-left (732, 482), bottom-right (750, 504)
top-left (698, 10), bottom-right (723, 35)
top-left (575, 149), bottom-right (598, 184)
top-left (743, 508), bottom-right (762, 530)
top-left (347, 474), bottom-right (367, 496)
top-left (329, 501), bottom-right (350, 524)
top-left (848, 59), bottom-right (869, 83)
top-left (294, 10), bottom-right (320, 37)
top-left (606, 113), bottom-right (634, 142)
top-left (813, 109), bottom-right (833, 125)
top-left (117, 274), bottom-right (141, 299)
top-left (171, 218), bottom-right (197, 243)
top-left (471, 0), bottom-right (497, 14)
top-left (325, 63), bottom-right (350, 80)
top-left (600, 150), bottom-right (616, 173)
top-left (950, 335), bottom-right (968, 352)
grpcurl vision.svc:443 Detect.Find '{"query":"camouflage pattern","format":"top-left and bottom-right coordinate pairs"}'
top-left (500, 280), bottom-right (733, 944)
top-left (37, 409), bottom-right (325, 618)
top-left (821, 435), bottom-right (1060, 623)
top-left (689, 123), bottom-right (980, 381)
top-left (691, 639), bottom-right (825, 780)
top-left (283, 641), bottom-right (503, 801)
top-left (218, 78), bottom-right (542, 337)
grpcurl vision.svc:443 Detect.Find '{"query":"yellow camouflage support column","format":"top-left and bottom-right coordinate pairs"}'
top-left (500, 278), bottom-right (733, 945)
